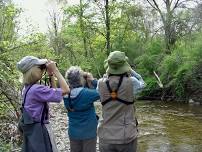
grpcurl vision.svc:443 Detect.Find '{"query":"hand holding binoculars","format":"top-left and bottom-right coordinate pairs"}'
top-left (45, 60), bottom-right (58, 76)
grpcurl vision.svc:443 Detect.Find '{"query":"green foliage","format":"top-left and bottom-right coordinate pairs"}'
top-left (0, 0), bottom-right (200, 103)
top-left (0, 103), bottom-right (9, 117)
top-left (141, 77), bottom-right (159, 96)
top-left (135, 39), bottom-right (164, 74)
top-left (1, 0), bottom-right (202, 150)
top-left (0, 142), bottom-right (11, 152)
top-left (173, 33), bottom-right (202, 99)
top-left (155, 32), bottom-right (202, 99)
top-left (159, 53), bottom-right (180, 83)
top-left (173, 63), bottom-right (192, 98)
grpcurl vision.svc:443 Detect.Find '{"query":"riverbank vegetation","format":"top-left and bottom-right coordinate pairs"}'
top-left (0, 0), bottom-right (202, 150)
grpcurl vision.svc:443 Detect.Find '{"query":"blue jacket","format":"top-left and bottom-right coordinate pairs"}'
top-left (63, 87), bottom-right (100, 140)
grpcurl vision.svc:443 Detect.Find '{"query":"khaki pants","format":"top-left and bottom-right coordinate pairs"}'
top-left (99, 138), bottom-right (137, 152)
top-left (70, 138), bottom-right (97, 152)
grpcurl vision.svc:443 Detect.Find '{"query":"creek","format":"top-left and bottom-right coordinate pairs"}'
top-left (136, 101), bottom-right (202, 152)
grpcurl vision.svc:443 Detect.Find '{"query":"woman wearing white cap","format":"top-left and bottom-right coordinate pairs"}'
top-left (17, 56), bottom-right (70, 152)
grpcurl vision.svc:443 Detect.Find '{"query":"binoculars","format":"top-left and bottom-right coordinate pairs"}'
top-left (39, 62), bottom-right (58, 70)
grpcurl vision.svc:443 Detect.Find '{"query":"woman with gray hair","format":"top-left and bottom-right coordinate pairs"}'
top-left (63, 66), bottom-right (100, 152)
top-left (17, 56), bottom-right (70, 152)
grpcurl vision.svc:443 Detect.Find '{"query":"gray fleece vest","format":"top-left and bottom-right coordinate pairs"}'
top-left (98, 75), bottom-right (138, 144)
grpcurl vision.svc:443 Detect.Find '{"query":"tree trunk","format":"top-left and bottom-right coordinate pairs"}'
top-left (164, 0), bottom-right (176, 53)
top-left (105, 0), bottom-right (111, 55)
top-left (146, 0), bottom-right (178, 54)
top-left (79, 0), bottom-right (88, 57)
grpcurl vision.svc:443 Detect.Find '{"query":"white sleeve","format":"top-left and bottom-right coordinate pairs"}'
top-left (131, 70), bottom-right (142, 80)
top-left (96, 79), bottom-right (101, 92)
top-left (131, 77), bottom-right (146, 96)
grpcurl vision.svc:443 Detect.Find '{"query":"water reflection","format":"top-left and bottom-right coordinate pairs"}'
top-left (136, 101), bottom-right (202, 152)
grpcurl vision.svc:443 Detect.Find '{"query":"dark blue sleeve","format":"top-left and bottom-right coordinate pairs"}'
top-left (84, 88), bottom-right (100, 103)
top-left (91, 79), bottom-right (98, 89)
top-left (63, 97), bottom-right (69, 109)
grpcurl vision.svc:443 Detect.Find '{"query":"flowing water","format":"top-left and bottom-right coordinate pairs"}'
top-left (49, 101), bottom-right (202, 152)
top-left (136, 101), bottom-right (202, 152)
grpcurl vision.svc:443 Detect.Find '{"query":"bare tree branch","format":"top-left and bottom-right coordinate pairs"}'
top-left (0, 80), bottom-right (20, 120)
top-left (145, 0), bottom-right (158, 11)
top-left (172, 0), bottom-right (181, 11)
top-left (0, 100), bottom-right (18, 120)
top-left (95, 1), bottom-right (106, 24)
top-left (91, 26), bottom-right (107, 38)
top-left (151, 26), bottom-right (164, 39)
top-left (151, 0), bottom-right (163, 14)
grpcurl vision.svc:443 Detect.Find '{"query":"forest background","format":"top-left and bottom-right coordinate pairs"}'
top-left (0, 0), bottom-right (202, 150)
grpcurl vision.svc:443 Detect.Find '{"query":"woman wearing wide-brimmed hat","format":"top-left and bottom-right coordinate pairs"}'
top-left (17, 56), bottom-right (70, 152)
top-left (97, 51), bottom-right (146, 152)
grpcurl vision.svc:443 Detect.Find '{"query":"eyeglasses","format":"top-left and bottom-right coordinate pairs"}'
top-left (38, 64), bottom-right (46, 70)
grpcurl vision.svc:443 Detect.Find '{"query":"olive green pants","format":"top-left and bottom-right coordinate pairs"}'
top-left (99, 138), bottom-right (137, 152)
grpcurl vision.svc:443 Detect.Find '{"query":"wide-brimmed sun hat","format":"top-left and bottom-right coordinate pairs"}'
top-left (17, 56), bottom-right (48, 73)
top-left (105, 51), bottom-right (132, 75)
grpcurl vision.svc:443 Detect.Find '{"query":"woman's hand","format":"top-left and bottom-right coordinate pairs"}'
top-left (46, 60), bottom-right (57, 76)
top-left (46, 60), bottom-right (70, 95)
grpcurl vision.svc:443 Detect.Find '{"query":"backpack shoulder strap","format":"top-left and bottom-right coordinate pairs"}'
top-left (115, 74), bottom-right (124, 92)
top-left (102, 75), bottom-right (124, 106)
top-left (105, 74), bottom-right (124, 93)
top-left (106, 79), bottom-right (112, 93)
top-left (22, 85), bottom-right (33, 108)
top-left (102, 74), bottom-right (134, 106)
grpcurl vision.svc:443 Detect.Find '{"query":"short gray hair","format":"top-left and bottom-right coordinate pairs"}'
top-left (65, 66), bottom-right (84, 88)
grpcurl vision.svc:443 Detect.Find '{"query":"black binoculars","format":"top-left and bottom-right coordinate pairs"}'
top-left (39, 62), bottom-right (58, 70)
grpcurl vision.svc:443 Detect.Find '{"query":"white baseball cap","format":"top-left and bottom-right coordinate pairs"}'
top-left (17, 56), bottom-right (48, 73)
